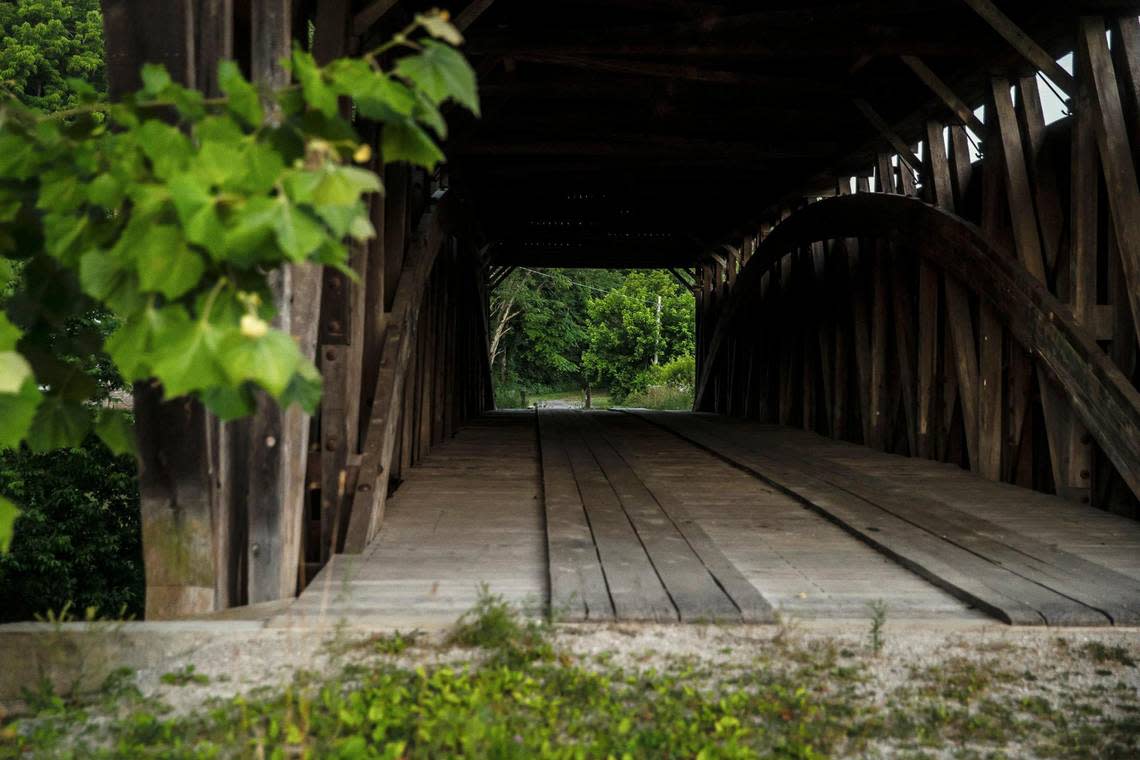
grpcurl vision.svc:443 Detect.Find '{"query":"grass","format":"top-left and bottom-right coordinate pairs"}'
top-left (2, 591), bottom-right (1139, 758)
top-left (623, 384), bottom-right (694, 410)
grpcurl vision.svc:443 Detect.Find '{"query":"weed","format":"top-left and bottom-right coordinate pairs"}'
top-left (867, 599), bottom-right (888, 655)
top-left (159, 664), bottom-right (209, 687)
top-left (1081, 642), bottom-right (1137, 668)
top-left (447, 583), bottom-right (553, 667)
top-left (367, 629), bottom-right (423, 656)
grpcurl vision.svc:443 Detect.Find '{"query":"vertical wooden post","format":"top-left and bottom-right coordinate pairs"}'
top-left (245, 0), bottom-right (322, 602)
top-left (102, 0), bottom-right (221, 619)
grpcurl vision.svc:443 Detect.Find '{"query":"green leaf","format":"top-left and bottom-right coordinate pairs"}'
top-left (168, 174), bottom-right (226, 259)
top-left (218, 60), bottom-right (263, 126)
top-left (292, 47), bottom-right (338, 118)
top-left (394, 40), bottom-right (479, 116)
top-left (43, 211), bottom-right (90, 265)
top-left (279, 360), bottom-right (323, 414)
top-left (136, 120), bottom-right (192, 179)
top-left (223, 197), bottom-right (278, 263)
top-left (37, 169), bottom-right (86, 213)
top-left (327, 60), bottom-right (415, 120)
top-left (413, 90), bottom-right (448, 138)
top-left (95, 408), bottom-right (137, 457)
top-left (0, 495), bottom-right (18, 554)
top-left (140, 63), bottom-right (173, 96)
top-left (0, 377), bottom-right (41, 448)
top-left (218, 329), bottom-right (303, 397)
top-left (134, 225), bottom-right (205, 299)
top-left (0, 314), bottom-right (20, 351)
top-left (201, 385), bottom-right (256, 421)
top-left (106, 305), bottom-right (186, 382)
top-left (0, 351), bottom-right (33, 394)
top-left (150, 316), bottom-right (226, 398)
top-left (416, 12), bottom-right (464, 45)
top-left (273, 200), bottom-right (327, 261)
top-left (79, 249), bottom-right (138, 306)
top-left (194, 140), bottom-right (244, 188)
top-left (26, 395), bottom-right (92, 452)
top-left (87, 173), bottom-right (126, 209)
top-left (381, 117), bottom-right (445, 169)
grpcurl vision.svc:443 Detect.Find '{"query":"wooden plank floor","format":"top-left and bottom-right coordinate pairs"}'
top-left (280, 409), bottom-right (1140, 628)
top-left (281, 412), bottom-right (546, 627)
top-left (629, 411), bottom-right (1140, 626)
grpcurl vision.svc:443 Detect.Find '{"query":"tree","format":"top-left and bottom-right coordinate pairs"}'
top-left (582, 270), bottom-right (694, 402)
top-left (0, 0), bottom-right (106, 112)
top-left (494, 268), bottom-right (624, 394)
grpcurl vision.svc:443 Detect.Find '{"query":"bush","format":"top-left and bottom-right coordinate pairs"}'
top-left (0, 436), bottom-right (143, 622)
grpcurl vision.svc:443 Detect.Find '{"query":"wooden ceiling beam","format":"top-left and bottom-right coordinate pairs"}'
top-left (960, 0), bottom-right (1076, 94)
top-left (352, 0), bottom-right (400, 36)
top-left (455, 0), bottom-right (496, 31)
top-left (900, 55), bottom-right (987, 135)
top-left (852, 98), bottom-right (924, 172)
top-left (510, 53), bottom-right (843, 92)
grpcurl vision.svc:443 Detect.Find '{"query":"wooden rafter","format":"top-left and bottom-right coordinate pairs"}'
top-left (899, 55), bottom-right (987, 135)
top-left (352, 0), bottom-right (399, 36)
top-left (851, 99), bottom-right (924, 173)
top-left (961, 0), bottom-right (1076, 94)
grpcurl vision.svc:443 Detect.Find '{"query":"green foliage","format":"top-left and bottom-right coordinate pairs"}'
top-left (0, 435), bottom-right (143, 622)
top-left (448, 584), bottom-right (554, 668)
top-left (491, 269), bottom-right (694, 405)
top-left (0, 0), bottom-right (105, 112)
top-left (867, 599), bottom-right (887, 656)
top-left (0, 12), bottom-right (478, 550)
top-left (583, 270), bottom-right (695, 402)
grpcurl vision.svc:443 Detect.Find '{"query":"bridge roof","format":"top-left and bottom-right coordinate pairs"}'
top-left (355, 0), bottom-right (1120, 267)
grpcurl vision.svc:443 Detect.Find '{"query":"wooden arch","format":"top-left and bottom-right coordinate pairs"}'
top-left (695, 193), bottom-right (1140, 501)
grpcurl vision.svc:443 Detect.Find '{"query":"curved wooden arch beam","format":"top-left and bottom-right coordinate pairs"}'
top-left (696, 193), bottom-right (1140, 500)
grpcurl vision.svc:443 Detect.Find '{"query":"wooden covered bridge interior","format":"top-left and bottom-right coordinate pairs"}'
top-left (108, 0), bottom-right (1140, 626)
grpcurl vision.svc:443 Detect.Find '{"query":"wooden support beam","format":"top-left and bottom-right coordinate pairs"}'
top-left (243, 0), bottom-right (324, 604)
top-left (900, 55), bottom-right (987, 135)
top-left (852, 99), bottom-right (923, 173)
top-left (343, 195), bottom-right (454, 552)
top-left (961, 0), bottom-right (1075, 94)
top-left (455, 0), bottom-right (496, 31)
top-left (696, 192), bottom-right (1140, 502)
top-left (352, 0), bottom-right (400, 36)
top-left (1078, 15), bottom-right (1140, 360)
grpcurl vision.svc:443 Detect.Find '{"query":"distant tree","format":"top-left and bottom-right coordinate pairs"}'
top-left (494, 269), bottom-right (624, 393)
top-left (0, 0), bottom-right (106, 111)
top-left (582, 270), bottom-right (694, 402)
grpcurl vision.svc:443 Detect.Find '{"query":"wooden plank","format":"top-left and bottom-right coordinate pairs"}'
top-left (900, 55), bottom-right (986, 135)
top-left (961, 0), bottom-right (1075, 94)
top-left (544, 412), bottom-right (677, 621)
top-left (352, 0), bottom-right (400, 36)
top-left (727, 426), bottom-right (1140, 625)
top-left (573, 414), bottom-right (742, 622)
top-left (630, 412), bottom-right (1120, 626)
top-left (925, 119), bottom-right (980, 469)
top-left (582, 414), bottom-right (775, 622)
top-left (1079, 16), bottom-right (1140, 364)
top-left (852, 99), bottom-right (923, 172)
top-left (455, 0), bottom-right (497, 31)
top-left (343, 195), bottom-right (454, 552)
top-left (694, 192), bottom-right (1140, 504)
top-left (536, 411), bottom-right (614, 621)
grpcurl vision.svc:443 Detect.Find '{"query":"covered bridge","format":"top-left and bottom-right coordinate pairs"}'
top-left (103, 0), bottom-right (1140, 626)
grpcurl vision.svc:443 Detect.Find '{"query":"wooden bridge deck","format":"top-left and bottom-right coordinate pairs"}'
top-left (283, 410), bottom-right (1140, 628)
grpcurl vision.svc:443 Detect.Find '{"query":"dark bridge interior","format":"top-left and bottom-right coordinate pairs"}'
top-left (441, 0), bottom-right (1080, 269)
top-left (101, 0), bottom-right (1140, 620)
